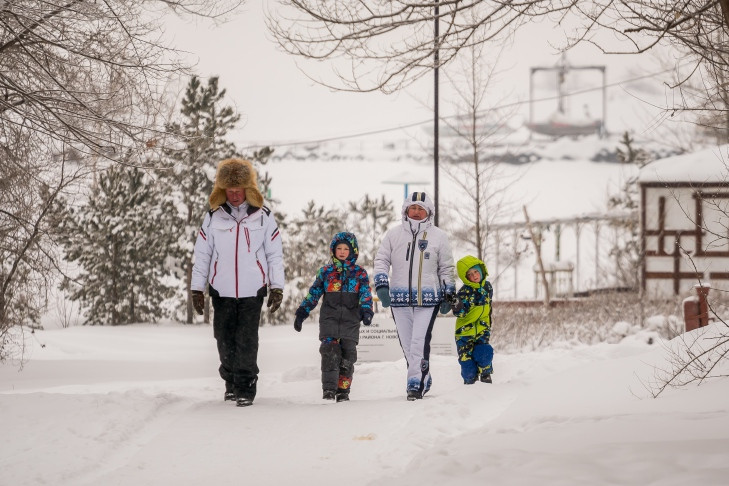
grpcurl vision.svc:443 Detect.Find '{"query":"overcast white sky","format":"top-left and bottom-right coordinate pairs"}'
top-left (163, 2), bottom-right (672, 148)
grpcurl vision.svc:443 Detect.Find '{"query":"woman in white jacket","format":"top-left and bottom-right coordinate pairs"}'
top-left (190, 158), bottom-right (285, 407)
top-left (373, 192), bottom-right (456, 400)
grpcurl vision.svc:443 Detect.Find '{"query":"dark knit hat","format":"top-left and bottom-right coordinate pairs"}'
top-left (209, 158), bottom-right (264, 210)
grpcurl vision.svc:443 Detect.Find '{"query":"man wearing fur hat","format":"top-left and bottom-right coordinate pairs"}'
top-left (190, 158), bottom-right (285, 407)
top-left (373, 191), bottom-right (456, 401)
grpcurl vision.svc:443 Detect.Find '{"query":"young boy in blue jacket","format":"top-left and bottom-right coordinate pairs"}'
top-left (293, 232), bottom-right (374, 402)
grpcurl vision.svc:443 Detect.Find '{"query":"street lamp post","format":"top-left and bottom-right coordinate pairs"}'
top-left (434, 1), bottom-right (440, 225)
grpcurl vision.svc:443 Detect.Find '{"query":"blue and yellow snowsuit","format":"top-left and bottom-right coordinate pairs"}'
top-left (453, 255), bottom-right (493, 383)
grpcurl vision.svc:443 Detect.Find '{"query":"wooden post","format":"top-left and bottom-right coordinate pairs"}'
top-left (523, 206), bottom-right (550, 307)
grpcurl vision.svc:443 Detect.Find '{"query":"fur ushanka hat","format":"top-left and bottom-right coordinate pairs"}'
top-left (209, 158), bottom-right (264, 210)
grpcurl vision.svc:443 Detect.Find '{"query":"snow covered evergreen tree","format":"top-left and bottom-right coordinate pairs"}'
top-left (57, 163), bottom-right (179, 325)
top-left (268, 202), bottom-right (344, 325)
top-left (160, 76), bottom-right (240, 324)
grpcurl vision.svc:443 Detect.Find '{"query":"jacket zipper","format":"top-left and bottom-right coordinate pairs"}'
top-left (407, 234), bottom-right (417, 306)
top-left (417, 231), bottom-right (427, 305)
top-left (340, 264), bottom-right (346, 322)
top-left (235, 222), bottom-right (241, 298)
top-left (472, 286), bottom-right (488, 336)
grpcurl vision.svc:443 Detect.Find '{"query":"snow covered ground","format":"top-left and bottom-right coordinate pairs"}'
top-left (2, 319), bottom-right (728, 486)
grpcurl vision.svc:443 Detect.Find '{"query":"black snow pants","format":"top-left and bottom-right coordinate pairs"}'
top-left (320, 337), bottom-right (358, 395)
top-left (210, 285), bottom-right (265, 400)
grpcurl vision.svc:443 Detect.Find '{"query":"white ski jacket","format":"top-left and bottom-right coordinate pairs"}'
top-left (373, 195), bottom-right (455, 307)
top-left (191, 203), bottom-right (284, 298)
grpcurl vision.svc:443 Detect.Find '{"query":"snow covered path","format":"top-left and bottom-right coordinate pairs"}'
top-left (2, 322), bottom-right (728, 485)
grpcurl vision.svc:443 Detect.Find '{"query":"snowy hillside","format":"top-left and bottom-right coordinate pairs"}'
top-left (265, 133), bottom-right (644, 221)
top-left (261, 133), bottom-right (676, 299)
top-left (1, 321), bottom-right (728, 485)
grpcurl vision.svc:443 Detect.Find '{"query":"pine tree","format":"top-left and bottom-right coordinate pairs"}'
top-left (609, 131), bottom-right (651, 290)
top-left (161, 76), bottom-right (240, 324)
top-left (58, 164), bottom-right (179, 325)
top-left (269, 202), bottom-right (344, 325)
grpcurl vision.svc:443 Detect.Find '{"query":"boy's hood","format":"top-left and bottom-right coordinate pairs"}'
top-left (329, 231), bottom-right (359, 264)
top-left (456, 255), bottom-right (488, 288)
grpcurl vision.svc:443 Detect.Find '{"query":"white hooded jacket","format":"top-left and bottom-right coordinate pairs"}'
top-left (373, 192), bottom-right (455, 307)
top-left (191, 203), bottom-right (284, 298)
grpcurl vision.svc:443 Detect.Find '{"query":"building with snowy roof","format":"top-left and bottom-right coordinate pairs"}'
top-left (639, 145), bottom-right (729, 297)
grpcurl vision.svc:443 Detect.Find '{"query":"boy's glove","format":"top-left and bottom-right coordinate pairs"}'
top-left (191, 290), bottom-right (204, 315)
top-left (267, 288), bottom-right (283, 313)
top-left (293, 308), bottom-right (307, 332)
top-left (360, 309), bottom-right (373, 326)
top-left (445, 290), bottom-right (459, 307)
top-left (451, 299), bottom-right (464, 313)
top-left (376, 287), bottom-right (391, 308)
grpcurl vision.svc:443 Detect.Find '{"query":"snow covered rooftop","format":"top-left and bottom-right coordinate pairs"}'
top-left (639, 145), bottom-right (729, 184)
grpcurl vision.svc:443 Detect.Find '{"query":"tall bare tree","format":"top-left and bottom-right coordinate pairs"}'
top-left (439, 43), bottom-right (517, 263)
top-left (267, 1), bottom-right (533, 93)
top-left (0, 129), bottom-right (90, 359)
top-left (0, 1), bottom-right (244, 355)
top-left (1, 1), bottom-right (243, 162)
top-left (267, 1), bottom-right (729, 111)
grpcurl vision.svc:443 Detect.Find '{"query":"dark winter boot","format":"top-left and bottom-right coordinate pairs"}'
top-left (236, 397), bottom-right (253, 407)
top-left (322, 390), bottom-right (336, 400)
top-left (406, 390), bottom-right (422, 401)
top-left (463, 378), bottom-right (476, 385)
top-left (480, 373), bottom-right (492, 384)
top-left (335, 389), bottom-right (350, 402)
top-left (224, 382), bottom-right (236, 401)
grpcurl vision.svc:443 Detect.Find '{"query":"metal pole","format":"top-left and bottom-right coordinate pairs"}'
top-left (512, 229), bottom-right (519, 299)
top-left (434, 1), bottom-right (440, 226)
top-left (602, 67), bottom-right (607, 138)
top-left (594, 220), bottom-right (600, 288)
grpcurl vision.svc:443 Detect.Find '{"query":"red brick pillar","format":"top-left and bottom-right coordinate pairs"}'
top-left (683, 284), bottom-right (711, 332)
top-left (695, 284), bottom-right (711, 328)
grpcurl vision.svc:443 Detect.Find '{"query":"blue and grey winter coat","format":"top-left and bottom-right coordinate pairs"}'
top-left (297, 232), bottom-right (373, 343)
top-left (373, 192), bottom-right (456, 306)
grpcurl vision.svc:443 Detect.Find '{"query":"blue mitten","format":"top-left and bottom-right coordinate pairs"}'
top-left (376, 287), bottom-right (391, 307)
top-left (439, 301), bottom-right (451, 314)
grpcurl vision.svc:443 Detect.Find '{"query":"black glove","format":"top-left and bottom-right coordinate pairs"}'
top-left (451, 299), bottom-right (464, 313)
top-left (267, 288), bottom-right (283, 313)
top-left (191, 290), bottom-right (204, 316)
top-left (293, 307), bottom-right (307, 332)
top-left (361, 309), bottom-right (373, 326)
top-left (445, 291), bottom-right (459, 307)
top-left (376, 287), bottom-right (391, 308)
